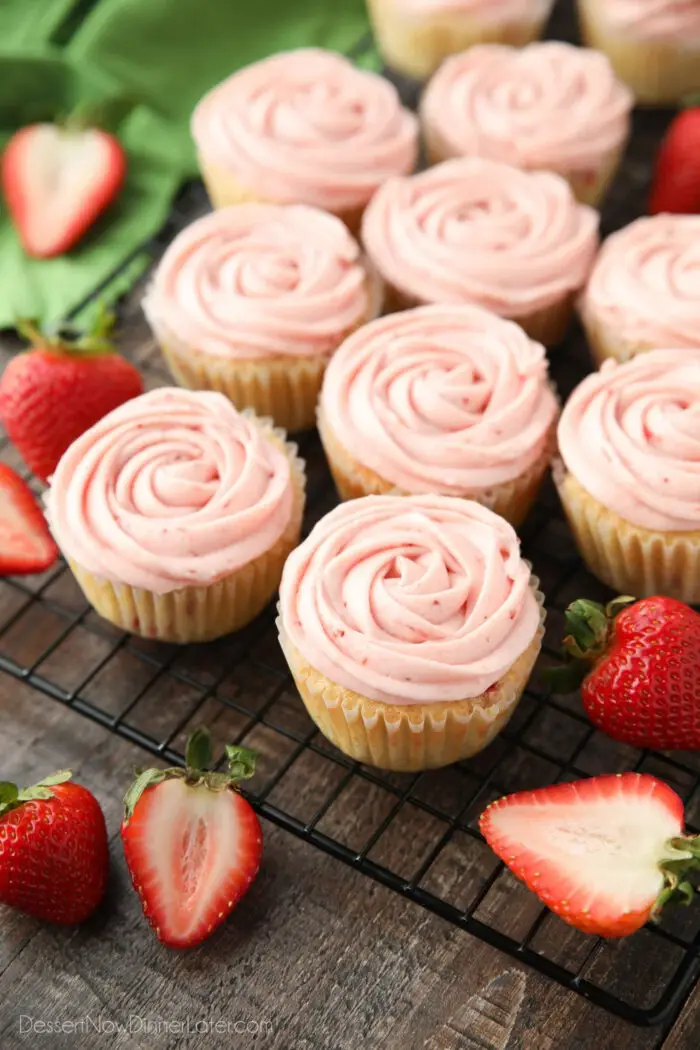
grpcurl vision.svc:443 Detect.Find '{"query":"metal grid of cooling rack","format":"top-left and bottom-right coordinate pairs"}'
top-left (2, 3), bottom-right (700, 1032)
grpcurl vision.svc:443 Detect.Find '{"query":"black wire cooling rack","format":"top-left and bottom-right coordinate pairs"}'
top-left (2, 2), bottom-right (700, 1034)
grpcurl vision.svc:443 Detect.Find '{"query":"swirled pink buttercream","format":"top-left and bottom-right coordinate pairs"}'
top-left (581, 215), bottom-right (700, 350)
top-left (421, 43), bottom-right (632, 173)
top-left (320, 305), bottom-right (558, 492)
top-left (191, 49), bottom-right (418, 212)
top-left (558, 350), bottom-right (700, 532)
top-left (143, 205), bottom-right (371, 359)
top-left (279, 494), bottom-right (540, 705)
top-left (361, 158), bottom-right (599, 317)
top-left (46, 388), bottom-right (296, 593)
top-left (593, 0), bottom-right (700, 40)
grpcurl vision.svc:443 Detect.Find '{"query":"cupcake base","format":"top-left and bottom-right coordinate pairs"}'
top-left (555, 467), bottom-right (700, 604)
top-left (197, 153), bottom-right (366, 236)
top-left (382, 281), bottom-right (575, 348)
top-left (366, 0), bottom-right (551, 80)
top-left (68, 423), bottom-right (306, 643)
top-left (423, 131), bottom-right (625, 209)
top-left (580, 309), bottom-right (654, 367)
top-left (578, 0), bottom-right (700, 104)
top-left (317, 407), bottom-right (553, 528)
top-left (278, 588), bottom-right (545, 771)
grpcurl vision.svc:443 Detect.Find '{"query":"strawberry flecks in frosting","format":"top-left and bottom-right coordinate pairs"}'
top-left (558, 350), bottom-right (700, 532)
top-left (46, 389), bottom-right (295, 593)
top-left (191, 49), bottom-right (419, 212)
top-left (581, 216), bottom-right (700, 350)
top-left (143, 205), bottom-right (371, 360)
top-left (421, 43), bottom-right (632, 174)
top-left (280, 495), bottom-right (540, 705)
top-left (593, 0), bottom-right (700, 40)
top-left (321, 305), bottom-right (558, 492)
top-left (361, 158), bottom-right (599, 317)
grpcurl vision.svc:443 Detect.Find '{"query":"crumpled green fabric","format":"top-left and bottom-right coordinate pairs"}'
top-left (0, 0), bottom-right (375, 327)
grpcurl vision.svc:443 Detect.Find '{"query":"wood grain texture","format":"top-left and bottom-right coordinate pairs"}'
top-left (0, 671), bottom-right (685, 1050)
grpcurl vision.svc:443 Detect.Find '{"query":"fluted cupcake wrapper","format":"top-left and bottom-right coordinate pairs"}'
top-left (381, 281), bottom-right (576, 348)
top-left (578, 0), bottom-right (700, 104)
top-left (66, 417), bottom-right (307, 644)
top-left (423, 130), bottom-right (626, 210)
top-left (554, 463), bottom-right (700, 604)
top-left (277, 580), bottom-right (545, 772)
top-left (197, 153), bottom-right (367, 236)
top-left (366, 0), bottom-right (550, 80)
top-left (317, 406), bottom-right (556, 529)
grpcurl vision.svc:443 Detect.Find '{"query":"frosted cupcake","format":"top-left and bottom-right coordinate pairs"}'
top-left (143, 205), bottom-right (380, 432)
top-left (556, 350), bottom-right (700, 603)
top-left (578, 0), bottom-right (700, 104)
top-left (421, 42), bottom-right (633, 206)
top-left (191, 49), bottom-right (418, 233)
top-left (46, 389), bottom-right (306, 643)
top-left (278, 495), bottom-right (545, 771)
top-left (318, 305), bottom-right (558, 526)
top-left (367, 0), bottom-right (556, 80)
top-left (362, 157), bottom-right (599, 346)
top-left (580, 216), bottom-right (700, 366)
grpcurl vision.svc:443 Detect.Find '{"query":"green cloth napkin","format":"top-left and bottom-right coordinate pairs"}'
top-left (0, 0), bottom-right (375, 328)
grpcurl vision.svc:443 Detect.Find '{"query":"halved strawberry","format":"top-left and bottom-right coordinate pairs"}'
top-left (121, 728), bottom-right (262, 949)
top-left (480, 773), bottom-right (700, 938)
top-left (0, 463), bottom-right (58, 575)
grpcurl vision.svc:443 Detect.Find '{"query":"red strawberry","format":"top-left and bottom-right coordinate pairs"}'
top-left (121, 728), bottom-right (262, 949)
top-left (649, 107), bottom-right (700, 214)
top-left (0, 308), bottom-right (143, 483)
top-left (2, 121), bottom-right (126, 258)
top-left (480, 773), bottom-right (700, 938)
top-left (549, 596), bottom-right (700, 751)
top-left (0, 770), bottom-right (109, 924)
top-left (0, 463), bottom-right (58, 575)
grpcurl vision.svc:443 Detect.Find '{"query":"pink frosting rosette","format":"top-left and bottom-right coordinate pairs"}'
top-left (192, 49), bottom-right (419, 212)
top-left (557, 350), bottom-right (700, 532)
top-left (279, 494), bottom-right (541, 705)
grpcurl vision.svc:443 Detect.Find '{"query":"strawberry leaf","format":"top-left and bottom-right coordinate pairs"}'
top-left (36, 770), bottom-right (72, 787)
top-left (0, 782), bottom-right (18, 811)
top-left (225, 745), bottom-right (257, 782)
top-left (185, 727), bottom-right (213, 775)
top-left (123, 769), bottom-right (168, 822)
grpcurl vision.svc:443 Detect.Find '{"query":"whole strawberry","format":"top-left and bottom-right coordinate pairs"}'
top-left (0, 770), bottom-right (108, 924)
top-left (649, 107), bottom-right (700, 214)
top-left (121, 728), bottom-right (262, 949)
top-left (0, 307), bottom-right (142, 482)
top-left (481, 773), bottom-right (700, 938)
top-left (551, 595), bottom-right (700, 751)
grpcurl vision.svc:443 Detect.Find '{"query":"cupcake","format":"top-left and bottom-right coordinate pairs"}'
top-left (143, 205), bottom-right (381, 432)
top-left (318, 304), bottom-right (558, 527)
top-left (278, 495), bottom-right (545, 771)
top-left (362, 157), bottom-right (599, 346)
top-left (421, 42), bottom-right (633, 207)
top-left (45, 388), bottom-right (306, 643)
top-left (580, 215), bottom-right (700, 366)
top-left (366, 0), bottom-right (556, 80)
top-left (578, 0), bottom-right (700, 104)
top-left (556, 350), bottom-right (700, 603)
top-left (191, 48), bottom-right (419, 233)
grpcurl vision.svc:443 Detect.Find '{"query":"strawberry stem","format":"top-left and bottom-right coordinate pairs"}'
top-left (544, 596), bottom-right (637, 694)
top-left (654, 837), bottom-right (700, 917)
top-left (0, 770), bottom-right (72, 817)
top-left (15, 301), bottom-right (117, 356)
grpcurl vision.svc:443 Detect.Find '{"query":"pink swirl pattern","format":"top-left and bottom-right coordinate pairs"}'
top-left (558, 350), bottom-right (700, 532)
top-left (581, 216), bottom-right (700, 350)
top-left (280, 495), bottom-right (540, 705)
top-left (421, 43), bottom-right (632, 172)
top-left (46, 389), bottom-right (296, 593)
top-left (361, 158), bottom-right (599, 317)
top-left (321, 305), bottom-right (558, 492)
top-left (595, 0), bottom-right (700, 39)
top-left (191, 49), bottom-right (419, 211)
top-left (143, 205), bottom-right (370, 359)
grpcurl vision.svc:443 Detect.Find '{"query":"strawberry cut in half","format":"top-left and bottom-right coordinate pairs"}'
top-left (480, 773), bottom-right (700, 938)
top-left (2, 120), bottom-right (126, 258)
top-left (121, 728), bottom-right (262, 949)
top-left (0, 463), bottom-right (58, 575)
